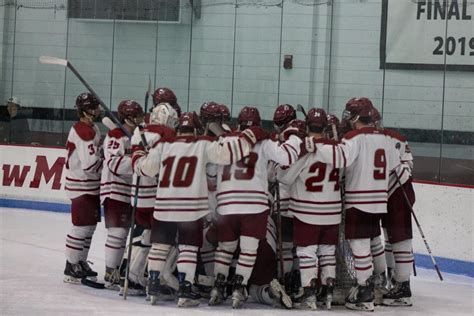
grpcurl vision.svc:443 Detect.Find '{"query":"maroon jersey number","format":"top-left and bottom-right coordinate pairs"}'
top-left (373, 149), bottom-right (386, 180)
top-left (305, 162), bottom-right (340, 192)
top-left (159, 156), bottom-right (198, 188)
top-left (221, 152), bottom-right (258, 182)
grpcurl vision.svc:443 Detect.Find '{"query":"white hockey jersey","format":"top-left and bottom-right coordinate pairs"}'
top-left (215, 135), bottom-right (302, 216)
top-left (339, 127), bottom-right (401, 214)
top-left (130, 125), bottom-right (175, 209)
top-left (65, 121), bottom-right (102, 199)
top-left (278, 139), bottom-right (342, 225)
top-left (133, 134), bottom-right (255, 222)
top-left (100, 128), bottom-right (133, 204)
top-left (384, 129), bottom-right (414, 197)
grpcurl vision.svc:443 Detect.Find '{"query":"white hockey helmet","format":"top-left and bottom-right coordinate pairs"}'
top-left (150, 102), bottom-right (179, 128)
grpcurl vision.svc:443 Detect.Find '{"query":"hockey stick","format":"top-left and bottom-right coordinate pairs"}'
top-left (394, 173), bottom-right (443, 281)
top-left (38, 55), bottom-right (131, 138)
top-left (273, 181), bottom-right (285, 285)
top-left (296, 104), bottom-right (308, 119)
top-left (123, 84), bottom-right (152, 299)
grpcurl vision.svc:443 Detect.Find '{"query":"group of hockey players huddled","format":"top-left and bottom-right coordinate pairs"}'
top-left (63, 87), bottom-right (416, 312)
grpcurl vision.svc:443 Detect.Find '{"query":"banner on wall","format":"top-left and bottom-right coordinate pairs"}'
top-left (0, 144), bottom-right (69, 204)
top-left (380, 0), bottom-right (474, 71)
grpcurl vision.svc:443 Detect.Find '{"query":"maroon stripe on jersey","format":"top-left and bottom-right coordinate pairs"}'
top-left (332, 144), bottom-right (336, 167)
top-left (238, 139), bottom-right (244, 159)
top-left (355, 265), bottom-right (372, 271)
top-left (100, 181), bottom-right (132, 187)
top-left (100, 191), bottom-right (131, 197)
top-left (105, 244), bottom-right (122, 250)
top-left (66, 244), bottom-right (83, 251)
top-left (285, 142), bottom-right (298, 155)
top-left (341, 147), bottom-right (347, 169)
top-left (154, 208), bottom-right (209, 212)
top-left (393, 251), bottom-right (412, 254)
top-left (216, 190), bottom-right (266, 197)
top-left (217, 201), bottom-right (269, 207)
top-left (345, 201), bottom-right (387, 205)
top-left (240, 252), bottom-right (257, 257)
top-left (66, 177), bottom-right (99, 182)
top-left (148, 257), bottom-right (166, 261)
top-left (289, 208), bottom-right (341, 216)
top-left (227, 142), bottom-right (234, 164)
top-left (84, 160), bottom-right (99, 171)
top-left (267, 229), bottom-right (277, 242)
top-left (156, 196), bottom-right (208, 200)
top-left (137, 195), bottom-right (156, 199)
top-left (395, 260), bottom-right (414, 263)
top-left (237, 262), bottom-right (254, 268)
top-left (131, 184), bottom-right (158, 189)
top-left (290, 197), bottom-right (341, 205)
top-left (179, 249), bottom-right (198, 254)
top-left (345, 189), bottom-right (387, 194)
top-left (216, 249), bottom-right (234, 255)
top-left (65, 186), bottom-right (100, 192)
top-left (177, 260), bottom-right (197, 264)
top-left (114, 156), bottom-right (125, 174)
top-left (299, 265), bottom-right (317, 269)
top-left (353, 254), bottom-right (371, 259)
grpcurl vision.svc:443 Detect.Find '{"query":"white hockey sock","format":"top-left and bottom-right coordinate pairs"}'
top-left (236, 236), bottom-right (259, 285)
top-left (349, 238), bottom-right (373, 285)
top-left (214, 240), bottom-right (238, 279)
top-left (65, 226), bottom-right (86, 264)
top-left (79, 225), bottom-right (96, 262)
top-left (297, 245), bottom-right (318, 287)
top-left (148, 243), bottom-right (171, 272)
top-left (371, 235), bottom-right (387, 274)
top-left (318, 244), bottom-right (336, 285)
top-left (392, 239), bottom-right (414, 282)
top-left (105, 227), bottom-right (128, 268)
top-left (383, 228), bottom-right (395, 270)
top-left (177, 244), bottom-right (199, 283)
top-left (200, 234), bottom-right (216, 276)
top-left (278, 241), bottom-right (294, 276)
top-left (129, 229), bottom-right (151, 285)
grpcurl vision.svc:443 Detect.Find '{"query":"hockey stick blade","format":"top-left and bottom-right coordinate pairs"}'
top-left (81, 278), bottom-right (105, 289)
top-left (296, 104), bottom-right (307, 118)
top-left (39, 55), bottom-right (68, 66)
top-left (102, 116), bottom-right (117, 130)
top-left (207, 122), bottom-right (226, 137)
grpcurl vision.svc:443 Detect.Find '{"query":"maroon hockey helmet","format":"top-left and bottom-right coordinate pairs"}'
top-left (76, 92), bottom-right (99, 111)
top-left (343, 97), bottom-right (374, 122)
top-left (238, 106), bottom-right (261, 129)
top-left (117, 100), bottom-right (144, 125)
top-left (178, 111), bottom-right (203, 134)
top-left (219, 104), bottom-right (231, 122)
top-left (327, 114), bottom-right (340, 128)
top-left (153, 87), bottom-right (177, 107)
top-left (200, 101), bottom-right (222, 123)
top-left (273, 104), bottom-right (296, 130)
top-left (306, 108), bottom-right (328, 129)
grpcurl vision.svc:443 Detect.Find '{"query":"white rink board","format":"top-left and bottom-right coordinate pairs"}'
top-left (0, 207), bottom-right (473, 316)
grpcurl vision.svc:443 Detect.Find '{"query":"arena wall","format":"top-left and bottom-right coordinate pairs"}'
top-left (0, 143), bottom-right (472, 277)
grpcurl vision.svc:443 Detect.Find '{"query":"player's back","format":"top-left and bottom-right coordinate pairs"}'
top-left (342, 127), bottom-right (400, 214)
top-left (154, 135), bottom-right (213, 222)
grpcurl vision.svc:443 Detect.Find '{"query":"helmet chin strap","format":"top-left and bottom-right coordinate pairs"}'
top-left (82, 111), bottom-right (96, 124)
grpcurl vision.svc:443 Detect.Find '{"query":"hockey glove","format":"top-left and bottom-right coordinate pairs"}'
top-left (241, 126), bottom-right (267, 146)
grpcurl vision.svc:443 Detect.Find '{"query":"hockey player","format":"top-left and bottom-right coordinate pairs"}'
top-left (152, 87), bottom-right (181, 117)
top-left (374, 108), bottom-right (416, 307)
top-left (337, 98), bottom-right (401, 311)
top-left (124, 102), bottom-right (178, 295)
top-left (132, 111), bottom-right (266, 307)
top-left (100, 100), bottom-right (144, 290)
top-left (64, 92), bottom-right (103, 283)
top-left (210, 106), bottom-right (303, 309)
top-left (278, 108), bottom-right (341, 310)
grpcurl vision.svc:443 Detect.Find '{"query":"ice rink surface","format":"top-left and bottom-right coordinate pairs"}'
top-left (1, 207), bottom-right (473, 315)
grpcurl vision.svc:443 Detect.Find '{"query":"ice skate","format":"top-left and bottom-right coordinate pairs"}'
top-left (119, 279), bottom-right (146, 296)
top-left (147, 270), bottom-right (161, 305)
top-left (345, 282), bottom-right (375, 312)
top-left (293, 279), bottom-right (317, 311)
top-left (63, 261), bottom-right (86, 284)
top-left (231, 274), bottom-right (248, 309)
top-left (79, 260), bottom-right (97, 282)
top-left (177, 281), bottom-right (201, 307)
top-left (104, 266), bottom-right (121, 291)
top-left (382, 280), bottom-right (412, 307)
top-left (208, 273), bottom-right (227, 306)
top-left (373, 272), bottom-right (389, 305)
top-left (316, 277), bottom-right (334, 310)
top-left (269, 278), bottom-right (292, 309)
